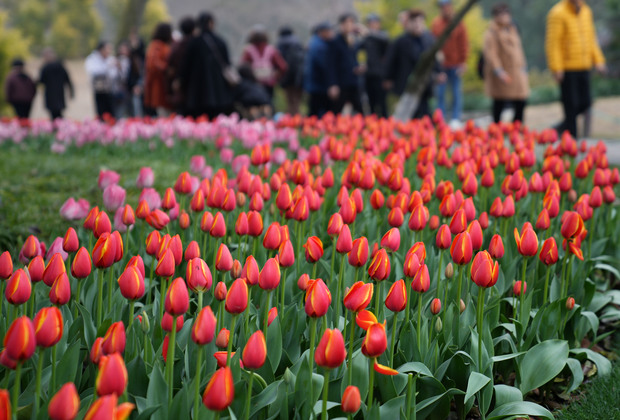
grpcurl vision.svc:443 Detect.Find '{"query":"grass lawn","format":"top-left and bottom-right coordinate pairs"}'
top-left (0, 136), bottom-right (220, 253)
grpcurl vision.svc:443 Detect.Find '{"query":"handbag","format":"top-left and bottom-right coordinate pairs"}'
top-left (203, 34), bottom-right (240, 86)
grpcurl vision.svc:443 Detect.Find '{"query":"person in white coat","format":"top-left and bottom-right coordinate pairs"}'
top-left (85, 41), bottom-right (118, 119)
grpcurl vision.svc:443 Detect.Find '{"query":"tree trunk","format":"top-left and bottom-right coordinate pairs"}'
top-left (117, 0), bottom-right (148, 43)
top-left (393, 0), bottom-right (480, 121)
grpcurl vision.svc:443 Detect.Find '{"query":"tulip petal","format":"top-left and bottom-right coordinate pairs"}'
top-left (374, 360), bottom-right (398, 376)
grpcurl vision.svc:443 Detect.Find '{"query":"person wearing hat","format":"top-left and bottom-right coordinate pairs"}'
top-left (4, 58), bottom-right (37, 119)
top-left (304, 21), bottom-right (339, 117)
top-left (358, 13), bottom-right (389, 117)
top-left (431, 0), bottom-right (469, 127)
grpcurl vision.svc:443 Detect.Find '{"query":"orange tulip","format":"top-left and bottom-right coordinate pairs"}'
top-left (96, 353), bottom-right (128, 396)
top-left (343, 281), bottom-right (373, 312)
top-left (430, 298), bottom-right (441, 315)
top-left (203, 367), bottom-right (235, 411)
top-left (341, 385), bottom-right (361, 414)
top-left (34, 306), bottom-right (63, 348)
top-left (315, 328), bottom-right (346, 368)
top-left (84, 394), bottom-right (134, 420)
top-left (48, 382), bottom-right (80, 420)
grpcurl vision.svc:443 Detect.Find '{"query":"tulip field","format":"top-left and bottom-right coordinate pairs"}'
top-left (1, 113), bottom-right (620, 419)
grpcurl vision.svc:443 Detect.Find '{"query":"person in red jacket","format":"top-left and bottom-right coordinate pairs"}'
top-left (431, 0), bottom-right (469, 126)
top-left (144, 23), bottom-right (173, 117)
top-left (5, 58), bottom-right (36, 119)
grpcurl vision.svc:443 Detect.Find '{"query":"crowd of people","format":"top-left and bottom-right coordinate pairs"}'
top-left (4, 0), bottom-right (607, 138)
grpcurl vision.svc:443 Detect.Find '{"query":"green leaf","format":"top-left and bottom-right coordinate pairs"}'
top-left (396, 362), bottom-right (433, 377)
top-left (77, 303), bottom-right (96, 347)
top-left (55, 341), bottom-right (81, 386)
top-left (251, 380), bottom-right (281, 417)
top-left (595, 263), bottom-right (620, 279)
top-left (570, 348), bottom-right (612, 376)
top-left (378, 395), bottom-right (406, 418)
top-left (135, 407), bottom-right (162, 420)
top-left (267, 315), bottom-right (283, 370)
top-left (491, 352), bottom-right (526, 363)
top-left (566, 358), bottom-right (584, 393)
top-left (146, 365), bottom-right (167, 420)
top-left (487, 401), bottom-right (554, 420)
top-left (519, 339), bottom-right (568, 395)
top-left (493, 385), bottom-right (522, 408)
top-left (464, 372), bottom-right (491, 406)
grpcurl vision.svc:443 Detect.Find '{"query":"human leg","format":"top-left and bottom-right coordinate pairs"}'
top-left (492, 99), bottom-right (505, 123)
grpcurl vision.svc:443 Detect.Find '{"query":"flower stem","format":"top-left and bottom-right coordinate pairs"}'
top-left (405, 373), bottom-right (416, 420)
top-left (97, 269), bottom-right (104, 326)
top-left (389, 312), bottom-right (398, 367)
top-left (347, 312), bottom-right (356, 386)
top-left (226, 315), bottom-right (238, 367)
top-left (367, 358), bottom-right (375, 412)
top-left (543, 266), bottom-right (551, 306)
top-left (263, 290), bottom-right (272, 336)
top-left (477, 288), bottom-right (485, 372)
top-left (193, 345), bottom-right (204, 419)
top-left (435, 251), bottom-right (444, 299)
top-left (405, 277), bottom-right (412, 325)
top-left (74, 279), bottom-right (82, 319)
top-left (245, 370), bottom-right (254, 420)
top-left (334, 254), bottom-right (346, 328)
top-left (34, 348), bottom-right (43, 416)
top-left (128, 301), bottom-right (135, 331)
top-left (280, 267), bottom-right (287, 316)
top-left (167, 315), bottom-right (178, 408)
top-left (12, 362), bottom-right (22, 417)
top-left (416, 292), bottom-right (423, 353)
top-left (159, 277), bottom-right (168, 325)
top-left (374, 281), bottom-right (381, 318)
top-left (107, 267), bottom-right (114, 313)
top-left (147, 259), bottom-right (155, 309)
top-left (322, 369), bottom-right (330, 419)
top-left (308, 317), bottom-right (318, 412)
top-left (520, 259), bottom-right (527, 325)
top-left (51, 344), bottom-right (57, 393)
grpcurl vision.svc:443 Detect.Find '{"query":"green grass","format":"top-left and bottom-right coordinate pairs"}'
top-left (0, 136), bottom-right (221, 253)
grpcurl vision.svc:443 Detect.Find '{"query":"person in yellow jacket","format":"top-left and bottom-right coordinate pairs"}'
top-left (545, 0), bottom-right (606, 137)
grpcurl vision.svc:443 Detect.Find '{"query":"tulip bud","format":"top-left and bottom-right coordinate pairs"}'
top-left (50, 273), bottom-right (71, 306)
top-left (0, 251), bottom-right (13, 280)
top-left (214, 281), bottom-right (227, 301)
top-left (165, 277), bottom-right (189, 316)
top-left (268, 307), bottom-right (278, 326)
top-left (258, 257), bottom-right (281, 290)
top-left (341, 385), bottom-right (361, 414)
top-left (34, 306), bottom-right (63, 348)
top-left (460, 299), bottom-right (466, 313)
top-left (336, 225), bottom-right (353, 254)
top-left (445, 262), bottom-right (454, 279)
top-left (155, 249), bottom-right (175, 278)
top-left (225, 278), bottom-right (249, 314)
top-left (435, 317), bottom-right (443, 333)
top-left (202, 367), bottom-right (234, 411)
top-left (0, 387), bottom-right (10, 419)
top-left (118, 266), bottom-right (145, 301)
top-left (48, 382), bottom-right (80, 420)
top-left (385, 279), bottom-right (407, 312)
top-left (242, 331), bottom-right (267, 370)
top-left (186, 258), bottom-right (212, 292)
top-left (215, 244), bottom-right (233, 272)
top-left (297, 273), bottom-right (310, 291)
top-left (278, 240), bottom-right (295, 268)
top-left (96, 353), bottom-right (128, 396)
top-left (192, 306), bottom-right (217, 345)
top-left (566, 297), bottom-right (575, 310)
top-left (161, 312), bottom-right (183, 333)
top-left (139, 311), bottom-right (150, 333)
top-left (90, 338), bottom-right (104, 364)
top-left (343, 281), bottom-right (373, 312)
top-left (513, 281), bottom-right (527, 296)
top-left (305, 279), bottom-right (331, 317)
top-left (63, 228), bottom-right (79, 254)
top-left (5, 269), bottom-right (31, 305)
top-left (242, 256), bottom-right (259, 286)
top-left (361, 322), bottom-right (387, 358)
top-left (303, 236), bottom-right (324, 263)
top-left (315, 328), bottom-right (347, 369)
top-left (101, 322), bottom-right (126, 355)
top-left (430, 298), bottom-right (441, 315)
top-left (4, 316), bottom-right (36, 361)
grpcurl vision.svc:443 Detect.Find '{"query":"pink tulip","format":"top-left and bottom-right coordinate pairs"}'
top-left (136, 167), bottom-right (154, 188)
top-left (139, 188), bottom-right (161, 210)
top-left (232, 155), bottom-right (251, 174)
top-left (272, 148), bottom-right (287, 165)
top-left (45, 237), bottom-right (68, 262)
top-left (200, 166), bottom-right (213, 179)
top-left (98, 170), bottom-right (120, 190)
top-left (220, 148), bottom-right (234, 164)
top-left (59, 197), bottom-right (90, 220)
top-left (103, 185), bottom-right (126, 212)
top-left (114, 207), bottom-right (130, 233)
top-left (190, 156), bottom-right (206, 174)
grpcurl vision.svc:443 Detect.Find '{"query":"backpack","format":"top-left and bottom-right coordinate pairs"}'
top-left (246, 44), bottom-right (277, 85)
top-left (280, 42), bottom-right (305, 88)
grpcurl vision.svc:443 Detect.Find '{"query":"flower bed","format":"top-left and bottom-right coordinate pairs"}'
top-left (0, 112), bottom-right (619, 419)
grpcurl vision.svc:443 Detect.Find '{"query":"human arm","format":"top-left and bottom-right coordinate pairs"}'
top-left (545, 10), bottom-right (564, 80)
top-left (483, 29), bottom-right (510, 83)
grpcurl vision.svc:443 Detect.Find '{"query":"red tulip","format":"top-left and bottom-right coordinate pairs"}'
top-left (96, 353), bottom-right (128, 396)
top-left (155, 248), bottom-right (175, 278)
top-left (355, 310), bottom-right (378, 331)
top-left (513, 281), bottom-right (527, 296)
top-left (186, 258), bottom-right (212, 292)
top-left (146, 209), bottom-right (170, 230)
top-left (514, 226), bottom-right (539, 257)
top-left (327, 213), bottom-right (344, 237)
top-left (247, 211), bottom-right (264, 236)
top-left (370, 189), bottom-right (385, 210)
top-left (63, 228), bottom-right (79, 253)
top-left (403, 251), bottom-right (421, 279)
top-left (368, 248), bottom-right (391, 281)
top-left (43, 253), bottom-right (66, 287)
top-left (276, 183), bottom-right (293, 212)
top-left (385, 279), bottom-right (407, 312)
top-left (536, 209), bottom-right (551, 230)
top-left (361, 322), bottom-right (387, 358)
top-left (268, 307), bottom-right (278, 326)
top-left (305, 279), bottom-right (331, 317)
top-left (242, 256), bottom-right (259, 286)
top-left (71, 247), bottom-right (92, 279)
top-left (278, 240), bottom-right (295, 268)
top-left (411, 263), bottom-right (430, 293)
top-left (165, 277), bottom-right (189, 316)
top-left (380, 228), bottom-right (400, 252)
top-left (470, 251), bottom-right (499, 288)
top-left (90, 338), bottom-right (104, 364)
top-left (210, 212), bottom-right (226, 238)
top-left (102, 322), bottom-right (126, 355)
top-left (348, 237), bottom-right (369, 267)
top-left (92, 233), bottom-right (116, 270)
top-left (561, 211), bottom-right (586, 240)
top-left (489, 234), bottom-right (504, 259)
top-left (161, 313), bottom-right (183, 333)
top-left (28, 256), bottom-right (45, 283)
top-left (215, 244), bottom-right (233, 272)
top-left (339, 196), bottom-right (357, 224)
top-left (0, 251), bottom-right (13, 279)
top-left (449, 208), bottom-right (467, 234)
top-left (215, 328), bottom-right (229, 348)
top-left (336, 225), bottom-right (353, 254)
top-left (430, 298), bottom-right (441, 315)
top-left (93, 211), bottom-right (112, 239)
top-left (539, 237), bottom-right (559, 265)
top-left (214, 282), bottom-right (227, 301)
top-left (49, 272), bottom-right (71, 306)
top-left (202, 367), bottom-right (234, 411)
top-left (192, 306), bottom-right (217, 345)
top-left (83, 206), bottom-right (99, 231)
top-left (242, 331), bottom-right (267, 369)
top-left (341, 386), bottom-right (361, 414)
top-left (467, 220), bottom-right (483, 251)
top-left (117, 266), bottom-right (144, 301)
top-left (225, 278), bottom-right (248, 314)
top-left (259, 257), bottom-right (281, 290)
top-left (48, 382), bottom-right (80, 420)
top-left (4, 316), bottom-right (36, 361)
top-left (435, 224), bottom-right (451, 250)
top-left (168, 234), bottom-right (183, 266)
top-left (5, 269), bottom-right (31, 305)
top-left (263, 222), bottom-right (282, 250)
top-left (450, 232), bottom-right (473, 265)
top-left (84, 394), bottom-right (134, 420)
top-left (33, 306), bottom-right (63, 348)
top-left (315, 328), bottom-right (346, 368)
top-left (407, 242), bottom-right (427, 263)
top-left (408, 204), bottom-right (428, 231)
top-left (303, 236), bottom-right (324, 263)
top-left (388, 207), bottom-right (404, 227)
top-left (566, 297), bottom-right (575, 310)
top-left (343, 281), bottom-right (373, 312)
top-left (145, 230), bottom-right (161, 256)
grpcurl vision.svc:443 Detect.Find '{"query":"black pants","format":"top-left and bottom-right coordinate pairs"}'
top-left (11, 102), bottom-right (32, 119)
top-left (94, 92), bottom-right (114, 119)
top-left (492, 99), bottom-right (526, 123)
top-left (560, 71), bottom-right (591, 138)
top-left (365, 75), bottom-right (387, 118)
top-left (308, 93), bottom-right (332, 117)
top-left (48, 109), bottom-right (63, 120)
top-left (334, 86), bottom-right (364, 115)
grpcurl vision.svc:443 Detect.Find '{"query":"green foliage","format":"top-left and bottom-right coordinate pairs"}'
top-left (105, 0), bottom-right (170, 43)
top-left (0, 11), bottom-right (30, 113)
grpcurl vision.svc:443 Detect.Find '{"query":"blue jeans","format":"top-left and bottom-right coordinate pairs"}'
top-left (436, 67), bottom-right (463, 121)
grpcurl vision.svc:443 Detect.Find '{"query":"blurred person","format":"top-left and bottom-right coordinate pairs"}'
top-left (127, 27), bottom-right (145, 117)
top-left (332, 13), bottom-right (364, 114)
top-left (181, 12), bottom-right (235, 119)
top-left (304, 22), bottom-right (338, 117)
top-left (168, 16), bottom-right (196, 115)
top-left (144, 23), bottom-right (173, 117)
top-left (5, 58), bottom-right (36, 119)
top-left (277, 26), bottom-right (305, 115)
top-left (38, 48), bottom-right (74, 120)
top-left (85, 41), bottom-right (118, 119)
top-left (358, 13), bottom-right (389, 117)
top-left (383, 9), bottom-right (443, 119)
top-left (546, 0), bottom-right (606, 137)
top-left (113, 42), bottom-right (131, 118)
top-left (240, 25), bottom-right (288, 105)
top-left (431, 0), bottom-right (469, 126)
top-left (234, 64), bottom-right (272, 119)
top-left (482, 3), bottom-right (529, 124)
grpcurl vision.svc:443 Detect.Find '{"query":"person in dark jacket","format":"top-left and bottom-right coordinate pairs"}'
top-left (383, 9), bottom-right (444, 119)
top-left (38, 48), bottom-right (74, 120)
top-left (332, 13), bottom-right (364, 114)
top-left (358, 14), bottom-right (389, 117)
top-left (5, 58), bottom-right (36, 119)
top-left (168, 17), bottom-right (195, 115)
top-left (303, 22), bottom-right (339, 117)
top-left (277, 27), bottom-right (305, 115)
top-left (127, 27), bottom-right (145, 117)
top-left (234, 64), bottom-right (272, 119)
top-left (181, 12), bottom-right (234, 119)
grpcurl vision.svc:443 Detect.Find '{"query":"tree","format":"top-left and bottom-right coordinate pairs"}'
top-left (106, 0), bottom-right (170, 43)
top-left (393, 0), bottom-right (480, 121)
top-left (0, 11), bottom-right (31, 113)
